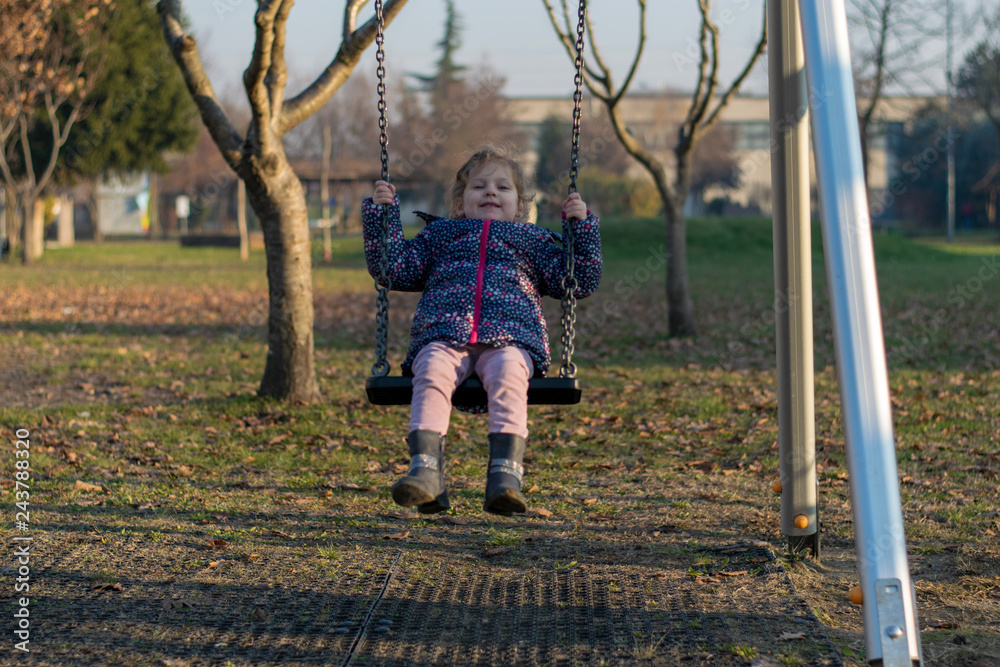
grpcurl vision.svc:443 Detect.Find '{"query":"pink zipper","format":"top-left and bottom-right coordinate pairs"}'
top-left (469, 219), bottom-right (492, 344)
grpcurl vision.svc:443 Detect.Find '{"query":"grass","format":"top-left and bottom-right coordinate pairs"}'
top-left (1, 220), bottom-right (999, 666)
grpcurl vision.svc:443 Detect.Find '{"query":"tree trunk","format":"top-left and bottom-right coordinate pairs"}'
top-left (244, 157), bottom-right (320, 403)
top-left (4, 185), bottom-right (21, 255)
top-left (237, 178), bottom-right (248, 261)
top-left (148, 172), bottom-right (161, 238)
top-left (89, 178), bottom-right (104, 243)
top-left (57, 194), bottom-right (74, 247)
top-left (858, 118), bottom-right (871, 191)
top-left (22, 197), bottom-right (44, 264)
top-left (664, 198), bottom-right (697, 336)
top-left (321, 124), bottom-right (332, 263)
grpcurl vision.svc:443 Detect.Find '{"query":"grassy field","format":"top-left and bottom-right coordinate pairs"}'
top-left (1, 218), bottom-right (998, 666)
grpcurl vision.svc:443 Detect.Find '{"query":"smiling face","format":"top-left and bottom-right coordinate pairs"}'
top-left (457, 162), bottom-right (522, 222)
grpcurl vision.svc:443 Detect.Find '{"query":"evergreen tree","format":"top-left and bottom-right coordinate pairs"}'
top-left (395, 1), bottom-right (523, 207)
top-left (410, 0), bottom-right (467, 115)
top-left (56, 0), bottom-right (198, 180)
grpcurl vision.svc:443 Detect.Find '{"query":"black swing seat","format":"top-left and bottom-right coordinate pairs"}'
top-left (366, 375), bottom-right (581, 408)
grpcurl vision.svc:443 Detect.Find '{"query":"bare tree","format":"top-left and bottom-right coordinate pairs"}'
top-left (157, 0), bottom-right (409, 403)
top-left (689, 124), bottom-right (740, 209)
top-left (543, 0), bottom-right (766, 336)
top-left (0, 0), bottom-right (114, 263)
top-left (283, 72), bottom-right (379, 167)
top-left (958, 8), bottom-right (1000, 239)
top-left (848, 0), bottom-right (944, 189)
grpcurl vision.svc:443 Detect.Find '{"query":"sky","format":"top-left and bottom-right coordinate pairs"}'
top-left (182, 0), bottom-right (983, 101)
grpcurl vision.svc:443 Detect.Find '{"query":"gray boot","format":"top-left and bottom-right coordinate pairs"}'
top-left (392, 430), bottom-right (450, 514)
top-left (484, 433), bottom-right (528, 516)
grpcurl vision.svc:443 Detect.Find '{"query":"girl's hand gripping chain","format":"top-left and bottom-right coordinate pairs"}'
top-left (373, 180), bottom-right (396, 205)
top-left (563, 192), bottom-right (587, 221)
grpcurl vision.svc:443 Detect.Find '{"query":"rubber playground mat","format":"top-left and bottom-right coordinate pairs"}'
top-left (5, 506), bottom-right (844, 667)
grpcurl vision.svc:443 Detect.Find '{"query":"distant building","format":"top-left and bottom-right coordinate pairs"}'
top-left (507, 92), bottom-right (940, 218)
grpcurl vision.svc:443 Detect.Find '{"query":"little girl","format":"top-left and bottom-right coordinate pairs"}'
top-left (362, 145), bottom-right (602, 516)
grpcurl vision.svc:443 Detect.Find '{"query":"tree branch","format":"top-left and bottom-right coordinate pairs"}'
top-left (244, 1), bottom-right (282, 158)
top-left (682, 0), bottom-right (720, 148)
top-left (17, 115), bottom-right (36, 194)
top-left (33, 90), bottom-right (84, 201)
top-left (702, 2), bottom-right (768, 132)
top-left (540, 0), bottom-right (610, 101)
top-left (278, 0), bottom-right (409, 136)
top-left (610, 0), bottom-right (646, 107)
top-left (267, 0), bottom-right (293, 127)
top-left (157, 0), bottom-right (243, 170)
top-left (541, 0), bottom-right (676, 209)
top-left (683, 0), bottom-right (712, 132)
top-left (343, 0), bottom-right (368, 42)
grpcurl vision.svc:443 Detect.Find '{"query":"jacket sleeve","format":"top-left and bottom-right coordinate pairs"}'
top-left (361, 196), bottom-right (434, 292)
top-left (536, 212), bottom-right (602, 299)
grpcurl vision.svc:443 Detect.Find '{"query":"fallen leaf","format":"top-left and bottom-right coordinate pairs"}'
top-left (777, 631), bottom-right (807, 641)
top-left (383, 531), bottom-right (410, 540)
top-left (716, 570), bottom-right (749, 577)
top-left (162, 598), bottom-right (197, 610)
top-left (336, 483), bottom-right (375, 492)
top-left (695, 575), bottom-right (723, 584)
top-left (532, 508), bottom-right (553, 518)
top-left (91, 582), bottom-right (123, 592)
top-left (525, 484), bottom-right (540, 493)
top-left (438, 515), bottom-right (471, 525)
top-left (484, 546), bottom-right (510, 557)
top-left (74, 480), bottom-right (106, 493)
top-left (208, 538), bottom-right (230, 551)
top-left (207, 560), bottom-right (233, 569)
top-left (687, 460), bottom-right (717, 473)
top-left (582, 498), bottom-right (597, 506)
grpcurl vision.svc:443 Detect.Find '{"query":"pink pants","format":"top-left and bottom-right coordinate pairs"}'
top-left (410, 341), bottom-right (533, 438)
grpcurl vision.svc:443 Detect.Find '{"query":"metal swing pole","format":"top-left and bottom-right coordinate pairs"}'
top-left (768, 0), bottom-right (818, 558)
top-left (797, 0), bottom-right (921, 664)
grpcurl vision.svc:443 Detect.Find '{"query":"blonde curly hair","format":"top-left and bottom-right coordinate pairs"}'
top-left (448, 145), bottom-right (534, 221)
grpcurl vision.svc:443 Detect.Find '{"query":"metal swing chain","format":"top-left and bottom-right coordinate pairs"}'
top-left (559, 0), bottom-right (587, 379)
top-left (372, 0), bottom-right (392, 377)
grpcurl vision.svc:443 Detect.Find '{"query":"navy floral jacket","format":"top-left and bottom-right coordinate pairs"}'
top-left (362, 197), bottom-right (602, 377)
